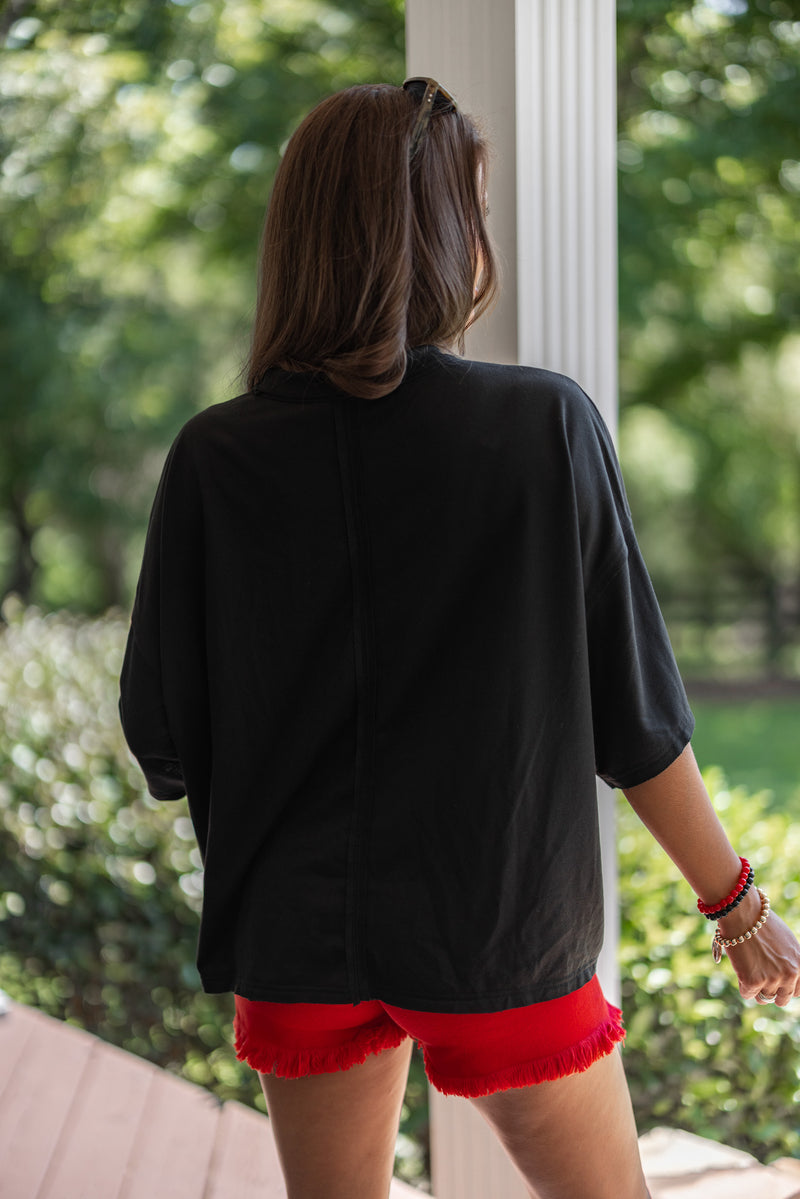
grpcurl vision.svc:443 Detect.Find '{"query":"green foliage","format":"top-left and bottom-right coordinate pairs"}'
top-left (619, 777), bottom-right (800, 1162)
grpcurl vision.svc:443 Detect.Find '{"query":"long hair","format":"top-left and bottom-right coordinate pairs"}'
top-left (245, 83), bottom-right (499, 400)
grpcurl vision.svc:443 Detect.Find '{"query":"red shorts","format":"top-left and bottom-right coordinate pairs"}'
top-left (233, 975), bottom-right (624, 1098)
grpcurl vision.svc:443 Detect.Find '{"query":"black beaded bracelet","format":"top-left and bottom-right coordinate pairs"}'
top-left (701, 867), bottom-right (754, 920)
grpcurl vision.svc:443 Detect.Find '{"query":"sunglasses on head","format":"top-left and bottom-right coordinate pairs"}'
top-left (402, 77), bottom-right (458, 157)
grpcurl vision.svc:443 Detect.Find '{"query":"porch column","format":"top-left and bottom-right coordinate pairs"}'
top-left (405, 3), bottom-right (618, 1196)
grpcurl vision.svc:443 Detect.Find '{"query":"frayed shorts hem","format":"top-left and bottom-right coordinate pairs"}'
top-left (421, 1007), bottom-right (625, 1097)
top-left (233, 1016), bottom-right (408, 1080)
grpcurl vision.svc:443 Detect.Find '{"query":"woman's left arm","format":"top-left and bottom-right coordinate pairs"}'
top-left (622, 742), bottom-right (800, 1007)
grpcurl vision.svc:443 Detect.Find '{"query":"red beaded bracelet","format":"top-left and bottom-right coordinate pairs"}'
top-left (697, 857), bottom-right (752, 916)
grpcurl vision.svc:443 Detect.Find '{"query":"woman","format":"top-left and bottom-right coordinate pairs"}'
top-left (119, 80), bottom-right (800, 1199)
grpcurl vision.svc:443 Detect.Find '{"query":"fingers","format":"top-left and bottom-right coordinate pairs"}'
top-left (735, 969), bottom-right (761, 1000)
top-left (738, 975), bottom-right (797, 1005)
top-left (754, 988), bottom-right (793, 1008)
top-left (735, 967), bottom-right (780, 1002)
top-left (771, 978), bottom-right (800, 1007)
top-left (735, 968), bottom-right (799, 1005)
top-left (737, 974), bottom-right (798, 1006)
top-left (727, 912), bottom-right (800, 1007)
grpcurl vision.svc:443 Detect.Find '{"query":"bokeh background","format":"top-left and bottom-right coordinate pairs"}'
top-left (1, 0), bottom-right (799, 1186)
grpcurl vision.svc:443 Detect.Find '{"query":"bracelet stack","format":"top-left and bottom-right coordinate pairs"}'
top-left (699, 858), bottom-right (772, 964)
top-left (698, 856), bottom-right (753, 920)
top-left (711, 889), bottom-right (770, 963)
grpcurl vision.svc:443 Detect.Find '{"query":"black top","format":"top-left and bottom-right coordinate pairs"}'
top-left (119, 346), bottom-right (694, 1011)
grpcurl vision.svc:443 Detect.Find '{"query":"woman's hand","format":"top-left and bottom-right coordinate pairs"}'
top-left (718, 890), bottom-right (800, 1007)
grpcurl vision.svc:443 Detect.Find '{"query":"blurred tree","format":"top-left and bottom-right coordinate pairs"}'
top-left (617, 0), bottom-right (800, 673)
top-left (0, 0), bottom-right (404, 610)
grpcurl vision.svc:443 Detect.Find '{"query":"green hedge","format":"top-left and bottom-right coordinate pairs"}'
top-left (1, 603), bottom-right (798, 1180)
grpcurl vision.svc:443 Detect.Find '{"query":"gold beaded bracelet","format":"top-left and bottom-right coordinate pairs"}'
top-left (712, 888), bottom-right (770, 964)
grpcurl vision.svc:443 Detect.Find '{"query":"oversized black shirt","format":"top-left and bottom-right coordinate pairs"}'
top-left (119, 346), bottom-right (694, 1011)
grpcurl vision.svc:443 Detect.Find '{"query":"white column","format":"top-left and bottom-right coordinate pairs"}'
top-left (406, 3), bottom-right (618, 1197)
top-left (515, 0), bottom-right (618, 433)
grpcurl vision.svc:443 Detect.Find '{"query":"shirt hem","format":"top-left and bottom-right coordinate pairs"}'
top-left (201, 961), bottom-right (598, 1012)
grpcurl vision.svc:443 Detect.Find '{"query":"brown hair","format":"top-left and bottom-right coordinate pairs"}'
top-left (245, 83), bottom-right (498, 399)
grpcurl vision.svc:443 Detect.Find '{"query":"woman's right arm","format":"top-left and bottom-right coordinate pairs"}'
top-left (621, 742), bottom-right (800, 1007)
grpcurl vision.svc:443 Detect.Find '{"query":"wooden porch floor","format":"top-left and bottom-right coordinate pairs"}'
top-left (0, 999), bottom-right (423, 1199)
